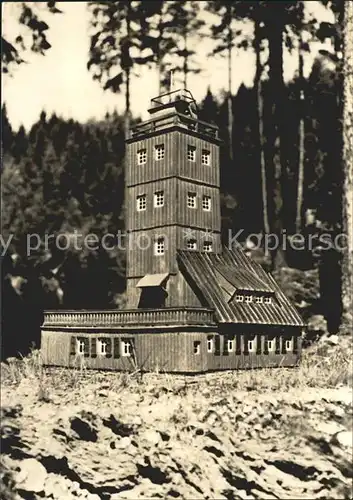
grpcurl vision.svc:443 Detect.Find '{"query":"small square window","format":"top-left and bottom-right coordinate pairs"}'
top-left (201, 150), bottom-right (210, 165)
top-left (154, 191), bottom-right (164, 207)
top-left (248, 340), bottom-right (255, 352)
top-left (245, 295), bottom-right (253, 303)
top-left (264, 296), bottom-right (272, 304)
top-left (285, 339), bottom-right (293, 351)
top-left (207, 336), bottom-right (213, 353)
top-left (227, 339), bottom-right (234, 352)
top-left (155, 144), bottom-right (165, 161)
top-left (76, 339), bottom-right (85, 355)
top-left (235, 295), bottom-right (243, 302)
top-left (121, 339), bottom-right (132, 357)
top-left (98, 339), bottom-right (108, 356)
top-left (186, 239), bottom-right (197, 250)
top-left (154, 236), bottom-right (165, 255)
top-left (203, 241), bottom-right (213, 252)
top-left (266, 339), bottom-right (275, 351)
top-left (137, 149), bottom-right (147, 165)
top-left (187, 192), bottom-right (197, 208)
top-left (193, 341), bottom-right (201, 355)
top-left (202, 195), bottom-right (211, 211)
top-left (255, 296), bottom-right (263, 304)
top-left (187, 145), bottom-right (196, 162)
top-left (136, 194), bottom-right (147, 211)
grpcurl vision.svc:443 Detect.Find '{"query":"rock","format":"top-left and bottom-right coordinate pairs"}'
top-left (16, 458), bottom-right (47, 492)
top-left (142, 429), bottom-right (161, 445)
top-left (326, 403), bottom-right (345, 419)
top-left (317, 421), bottom-right (344, 436)
top-left (117, 436), bottom-right (132, 448)
top-left (131, 415), bottom-right (142, 426)
top-left (327, 334), bottom-right (339, 346)
top-left (331, 431), bottom-right (353, 449)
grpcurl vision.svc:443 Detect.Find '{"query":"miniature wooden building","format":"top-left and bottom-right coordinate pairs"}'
top-left (41, 88), bottom-right (304, 372)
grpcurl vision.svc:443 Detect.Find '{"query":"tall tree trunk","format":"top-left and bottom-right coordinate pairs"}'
top-left (340, 0), bottom-right (353, 333)
top-left (267, 16), bottom-right (286, 270)
top-left (296, 35), bottom-right (305, 233)
top-left (227, 20), bottom-right (233, 161)
top-left (157, 11), bottom-right (163, 95)
top-left (183, 28), bottom-right (188, 89)
top-left (254, 19), bottom-right (270, 237)
top-left (124, 10), bottom-right (131, 139)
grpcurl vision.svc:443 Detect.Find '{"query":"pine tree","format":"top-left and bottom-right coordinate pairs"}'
top-left (163, 1), bottom-right (205, 89)
top-left (340, 0), bottom-right (353, 333)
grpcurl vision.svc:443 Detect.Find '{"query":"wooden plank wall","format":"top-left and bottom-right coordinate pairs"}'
top-left (41, 331), bottom-right (71, 366)
top-left (126, 131), bottom-right (178, 187)
top-left (176, 181), bottom-right (220, 232)
top-left (127, 226), bottom-right (177, 278)
top-left (176, 132), bottom-right (220, 187)
top-left (41, 328), bottom-right (302, 373)
top-left (126, 130), bottom-right (220, 188)
top-left (126, 272), bottom-right (204, 309)
top-left (127, 178), bottom-right (177, 232)
top-left (168, 272), bottom-right (204, 308)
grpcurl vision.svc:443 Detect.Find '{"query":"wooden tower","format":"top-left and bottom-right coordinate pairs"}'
top-left (125, 88), bottom-right (222, 310)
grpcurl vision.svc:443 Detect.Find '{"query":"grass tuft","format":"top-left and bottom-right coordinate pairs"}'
top-left (1, 336), bottom-right (351, 395)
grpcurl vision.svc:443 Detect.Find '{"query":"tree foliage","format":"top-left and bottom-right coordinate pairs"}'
top-left (2, 2), bottom-right (62, 73)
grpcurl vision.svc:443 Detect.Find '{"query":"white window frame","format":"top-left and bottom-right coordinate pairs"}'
top-left (155, 144), bottom-right (165, 161)
top-left (136, 194), bottom-right (147, 211)
top-left (98, 339), bottom-right (108, 356)
top-left (154, 236), bottom-right (165, 256)
top-left (203, 241), bottom-right (213, 253)
top-left (264, 296), bottom-right (272, 304)
top-left (186, 239), bottom-right (197, 250)
top-left (266, 339), bottom-right (275, 351)
top-left (235, 295), bottom-right (243, 302)
top-left (255, 296), bottom-right (263, 304)
top-left (245, 295), bottom-right (253, 303)
top-left (187, 192), bottom-right (197, 209)
top-left (248, 339), bottom-right (256, 352)
top-left (227, 339), bottom-right (234, 352)
top-left (201, 149), bottom-right (211, 166)
top-left (285, 339), bottom-right (293, 351)
top-left (76, 339), bottom-right (85, 355)
top-left (154, 190), bottom-right (164, 208)
top-left (193, 341), bottom-right (201, 355)
top-left (121, 340), bottom-right (132, 357)
top-left (202, 195), bottom-right (211, 212)
top-left (187, 145), bottom-right (196, 162)
top-left (207, 337), bottom-right (213, 353)
top-left (137, 149), bottom-right (147, 165)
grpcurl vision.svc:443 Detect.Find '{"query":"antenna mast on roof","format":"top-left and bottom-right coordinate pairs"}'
top-left (170, 69), bottom-right (175, 92)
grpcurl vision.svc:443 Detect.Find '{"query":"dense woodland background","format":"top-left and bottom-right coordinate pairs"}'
top-left (1, 0), bottom-right (352, 359)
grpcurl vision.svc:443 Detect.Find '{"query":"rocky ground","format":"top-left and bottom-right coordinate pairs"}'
top-left (1, 339), bottom-right (352, 500)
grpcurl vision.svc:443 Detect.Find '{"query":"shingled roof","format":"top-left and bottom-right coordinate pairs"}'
top-left (177, 247), bottom-right (304, 327)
